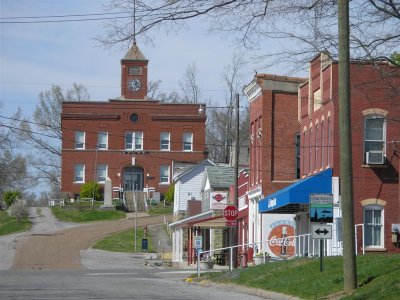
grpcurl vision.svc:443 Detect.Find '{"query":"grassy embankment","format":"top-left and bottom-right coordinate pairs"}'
top-left (92, 227), bottom-right (154, 253)
top-left (0, 210), bottom-right (31, 236)
top-left (51, 204), bottom-right (126, 223)
top-left (147, 203), bottom-right (173, 215)
top-left (203, 254), bottom-right (400, 299)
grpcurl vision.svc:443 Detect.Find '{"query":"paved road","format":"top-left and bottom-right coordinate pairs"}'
top-left (0, 207), bottom-right (295, 299)
top-left (9, 208), bottom-right (168, 270)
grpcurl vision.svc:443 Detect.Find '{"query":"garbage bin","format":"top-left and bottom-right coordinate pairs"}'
top-left (240, 252), bottom-right (248, 268)
top-left (141, 238), bottom-right (148, 251)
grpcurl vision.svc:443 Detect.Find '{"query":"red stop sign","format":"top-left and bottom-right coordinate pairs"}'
top-left (224, 205), bottom-right (239, 221)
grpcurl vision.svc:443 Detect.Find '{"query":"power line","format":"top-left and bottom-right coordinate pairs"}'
top-left (0, 16), bottom-right (132, 24)
top-left (0, 11), bottom-right (130, 20)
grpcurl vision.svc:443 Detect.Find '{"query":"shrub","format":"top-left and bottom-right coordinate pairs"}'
top-left (7, 199), bottom-right (29, 223)
top-left (3, 190), bottom-right (22, 207)
top-left (164, 184), bottom-right (174, 205)
top-left (80, 182), bottom-right (103, 200)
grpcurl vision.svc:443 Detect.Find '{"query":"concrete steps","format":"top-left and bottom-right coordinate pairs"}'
top-left (124, 191), bottom-right (146, 212)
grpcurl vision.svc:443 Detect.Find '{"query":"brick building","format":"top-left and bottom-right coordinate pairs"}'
top-left (243, 74), bottom-right (307, 256)
top-left (61, 44), bottom-right (207, 201)
top-left (297, 53), bottom-right (400, 253)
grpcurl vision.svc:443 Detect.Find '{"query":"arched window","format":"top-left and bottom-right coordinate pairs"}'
top-left (321, 121), bottom-right (325, 167)
top-left (315, 124), bottom-right (319, 170)
top-left (309, 127), bottom-right (313, 172)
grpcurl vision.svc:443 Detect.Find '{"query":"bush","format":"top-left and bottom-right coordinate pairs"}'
top-left (80, 182), bottom-right (103, 200)
top-left (164, 184), bottom-right (174, 205)
top-left (3, 190), bottom-right (22, 207)
top-left (7, 199), bottom-right (29, 223)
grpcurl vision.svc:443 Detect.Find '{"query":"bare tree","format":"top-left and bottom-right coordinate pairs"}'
top-left (206, 53), bottom-right (249, 163)
top-left (179, 63), bottom-right (201, 103)
top-left (99, 1), bottom-right (399, 70)
top-left (0, 110), bottom-right (33, 201)
top-left (18, 84), bottom-right (89, 198)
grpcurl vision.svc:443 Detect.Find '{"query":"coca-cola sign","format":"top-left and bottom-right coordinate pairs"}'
top-left (268, 220), bottom-right (295, 258)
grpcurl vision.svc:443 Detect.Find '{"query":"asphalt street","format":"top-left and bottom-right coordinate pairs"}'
top-left (0, 207), bottom-right (296, 300)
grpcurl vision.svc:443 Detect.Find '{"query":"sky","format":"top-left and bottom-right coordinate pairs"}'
top-left (0, 0), bottom-right (290, 121)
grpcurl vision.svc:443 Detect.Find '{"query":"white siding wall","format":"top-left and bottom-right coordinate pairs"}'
top-left (177, 165), bottom-right (207, 212)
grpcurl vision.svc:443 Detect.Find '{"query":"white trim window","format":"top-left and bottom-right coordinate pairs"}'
top-left (183, 132), bottom-right (193, 151)
top-left (97, 132), bottom-right (108, 150)
top-left (96, 164), bottom-right (107, 183)
top-left (364, 204), bottom-right (384, 248)
top-left (74, 164), bottom-right (85, 183)
top-left (160, 165), bottom-right (170, 184)
top-left (364, 115), bottom-right (386, 164)
top-left (75, 131), bottom-right (85, 149)
top-left (125, 132), bottom-right (143, 150)
top-left (160, 132), bottom-right (170, 151)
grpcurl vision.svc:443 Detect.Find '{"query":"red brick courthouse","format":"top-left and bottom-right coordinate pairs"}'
top-left (61, 44), bottom-right (207, 201)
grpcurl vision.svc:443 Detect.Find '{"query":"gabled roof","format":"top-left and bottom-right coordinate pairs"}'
top-left (122, 43), bottom-right (147, 61)
top-left (203, 165), bottom-right (235, 190)
top-left (173, 159), bottom-right (216, 182)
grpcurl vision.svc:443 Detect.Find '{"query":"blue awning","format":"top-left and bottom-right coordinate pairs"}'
top-left (259, 168), bottom-right (332, 213)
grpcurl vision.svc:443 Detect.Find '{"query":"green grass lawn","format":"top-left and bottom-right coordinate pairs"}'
top-left (147, 203), bottom-right (173, 216)
top-left (204, 254), bottom-right (400, 299)
top-left (0, 210), bottom-right (31, 236)
top-left (51, 206), bottom-right (126, 222)
top-left (92, 227), bottom-right (154, 253)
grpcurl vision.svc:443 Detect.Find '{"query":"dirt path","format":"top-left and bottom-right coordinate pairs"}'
top-left (10, 211), bottom-right (170, 270)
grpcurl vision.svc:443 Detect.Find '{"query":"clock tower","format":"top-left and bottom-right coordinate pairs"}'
top-left (121, 43), bottom-right (148, 100)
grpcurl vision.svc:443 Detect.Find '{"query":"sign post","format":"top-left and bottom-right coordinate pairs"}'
top-left (310, 193), bottom-right (333, 272)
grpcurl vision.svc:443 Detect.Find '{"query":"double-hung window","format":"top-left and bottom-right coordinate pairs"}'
top-left (96, 164), bottom-right (107, 183)
top-left (364, 115), bottom-right (386, 164)
top-left (183, 132), bottom-right (193, 151)
top-left (364, 205), bottom-right (384, 248)
top-left (160, 165), bottom-right (170, 184)
top-left (125, 132), bottom-right (143, 150)
top-left (75, 131), bottom-right (85, 149)
top-left (97, 132), bottom-right (108, 150)
top-left (160, 132), bottom-right (170, 151)
top-left (74, 164), bottom-right (85, 183)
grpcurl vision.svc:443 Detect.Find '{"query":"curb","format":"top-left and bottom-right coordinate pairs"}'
top-left (184, 278), bottom-right (302, 300)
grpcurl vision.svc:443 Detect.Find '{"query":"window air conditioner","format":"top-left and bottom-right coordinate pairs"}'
top-left (366, 151), bottom-right (384, 165)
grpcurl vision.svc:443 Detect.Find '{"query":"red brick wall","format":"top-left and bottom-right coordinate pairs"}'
top-left (249, 77), bottom-right (305, 198)
top-left (300, 57), bottom-right (400, 252)
top-left (61, 100), bottom-right (207, 198)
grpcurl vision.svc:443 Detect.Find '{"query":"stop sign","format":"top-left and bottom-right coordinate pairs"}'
top-left (224, 205), bottom-right (239, 221)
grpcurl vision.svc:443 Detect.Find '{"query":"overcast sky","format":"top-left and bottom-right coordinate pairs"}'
top-left (0, 0), bottom-right (294, 120)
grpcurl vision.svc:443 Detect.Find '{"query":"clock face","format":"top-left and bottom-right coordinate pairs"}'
top-left (128, 78), bottom-right (142, 91)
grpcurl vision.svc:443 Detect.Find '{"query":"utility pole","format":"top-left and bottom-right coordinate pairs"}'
top-left (233, 93), bottom-right (239, 268)
top-left (338, 0), bottom-right (357, 292)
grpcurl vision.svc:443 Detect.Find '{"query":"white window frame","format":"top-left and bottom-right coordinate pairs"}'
top-left (75, 131), bottom-right (85, 149)
top-left (125, 132), bottom-right (144, 150)
top-left (74, 164), bottom-right (85, 183)
top-left (159, 165), bottom-right (170, 184)
top-left (97, 132), bottom-right (108, 150)
top-left (160, 132), bottom-right (170, 151)
top-left (363, 204), bottom-right (384, 248)
top-left (183, 132), bottom-right (193, 151)
top-left (364, 114), bottom-right (386, 161)
top-left (96, 164), bottom-right (107, 183)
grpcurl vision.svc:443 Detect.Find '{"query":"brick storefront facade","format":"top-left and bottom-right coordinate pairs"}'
top-left (299, 53), bottom-right (400, 252)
